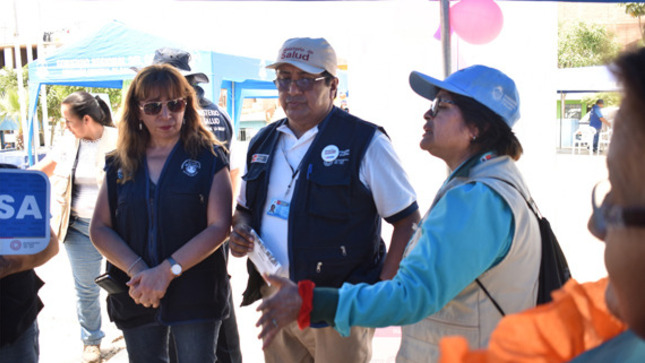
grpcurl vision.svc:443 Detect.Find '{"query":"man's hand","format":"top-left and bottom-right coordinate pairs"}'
top-left (229, 223), bottom-right (255, 257)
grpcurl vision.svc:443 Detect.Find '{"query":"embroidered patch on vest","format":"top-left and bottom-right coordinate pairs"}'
top-left (251, 154), bottom-right (269, 163)
top-left (181, 159), bottom-right (201, 177)
top-left (321, 144), bottom-right (340, 167)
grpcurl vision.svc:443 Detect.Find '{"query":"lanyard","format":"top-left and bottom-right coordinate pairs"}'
top-left (280, 140), bottom-right (305, 198)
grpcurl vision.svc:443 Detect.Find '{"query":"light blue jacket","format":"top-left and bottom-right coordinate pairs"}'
top-left (333, 154), bottom-right (541, 360)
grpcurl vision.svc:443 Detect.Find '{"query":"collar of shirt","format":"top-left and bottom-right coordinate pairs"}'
top-left (276, 123), bottom-right (319, 152)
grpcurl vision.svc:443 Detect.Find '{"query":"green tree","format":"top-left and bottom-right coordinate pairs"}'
top-left (558, 22), bottom-right (621, 68)
top-left (0, 88), bottom-right (25, 149)
top-left (1, 66), bottom-right (123, 146)
top-left (621, 3), bottom-right (645, 45)
top-left (44, 85), bottom-right (122, 142)
top-left (0, 66), bottom-right (28, 94)
top-left (46, 85), bottom-right (122, 122)
top-left (581, 93), bottom-right (620, 109)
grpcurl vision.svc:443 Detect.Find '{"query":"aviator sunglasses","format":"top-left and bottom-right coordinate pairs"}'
top-left (139, 98), bottom-right (187, 116)
top-left (273, 77), bottom-right (327, 92)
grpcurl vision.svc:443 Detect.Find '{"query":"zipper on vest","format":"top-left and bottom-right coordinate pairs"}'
top-left (316, 262), bottom-right (323, 273)
top-left (340, 245), bottom-right (347, 256)
top-left (199, 194), bottom-right (204, 204)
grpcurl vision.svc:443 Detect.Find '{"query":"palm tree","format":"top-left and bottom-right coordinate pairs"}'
top-left (622, 3), bottom-right (645, 45)
top-left (0, 89), bottom-right (24, 149)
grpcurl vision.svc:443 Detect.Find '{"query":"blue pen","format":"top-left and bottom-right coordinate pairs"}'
top-left (307, 164), bottom-right (312, 179)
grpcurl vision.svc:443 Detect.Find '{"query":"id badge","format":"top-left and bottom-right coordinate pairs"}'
top-left (267, 199), bottom-right (290, 220)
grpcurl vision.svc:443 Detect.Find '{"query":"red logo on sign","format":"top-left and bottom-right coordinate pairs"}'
top-left (10, 240), bottom-right (21, 250)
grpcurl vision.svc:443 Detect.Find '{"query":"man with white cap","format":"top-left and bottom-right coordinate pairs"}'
top-left (229, 37), bottom-right (420, 362)
top-left (254, 64), bottom-right (542, 362)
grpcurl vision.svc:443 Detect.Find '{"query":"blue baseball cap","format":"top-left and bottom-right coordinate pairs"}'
top-left (409, 65), bottom-right (521, 128)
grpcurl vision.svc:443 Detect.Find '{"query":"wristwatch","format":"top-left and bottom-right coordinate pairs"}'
top-left (167, 256), bottom-right (183, 277)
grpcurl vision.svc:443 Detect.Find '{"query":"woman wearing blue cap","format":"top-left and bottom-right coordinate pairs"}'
top-left (256, 65), bottom-right (542, 362)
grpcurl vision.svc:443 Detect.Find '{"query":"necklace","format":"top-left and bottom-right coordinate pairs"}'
top-left (80, 137), bottom-right (102, 144)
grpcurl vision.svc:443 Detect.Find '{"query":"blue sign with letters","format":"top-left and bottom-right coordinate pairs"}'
top-left (0, 169), bottom-right (51, 255)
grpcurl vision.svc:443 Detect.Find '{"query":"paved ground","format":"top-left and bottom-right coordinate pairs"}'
top-left (35, 150), bottom-right (609, 363)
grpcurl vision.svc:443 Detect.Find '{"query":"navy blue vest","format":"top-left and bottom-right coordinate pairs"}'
top-left (195, 85), bottom-right (233, 150)
top-left (240, 107), bottom-right (386, 305)
top-left (105, 141), bottom-right (230, 328)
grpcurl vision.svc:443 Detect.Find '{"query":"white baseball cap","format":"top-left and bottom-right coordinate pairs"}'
top-left (266, 37), bottom-right (337, 76)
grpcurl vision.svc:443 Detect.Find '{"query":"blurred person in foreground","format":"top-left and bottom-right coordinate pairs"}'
top-left (437, 47), bottom-right (645, 363)
top-left (229, 37), bottom-right (420, 362)
top-left (149, 47), bottom-right (242, 363)
top-left (1, 163), bottom-right (59, 363)
top-left (89, 64), bottom-right (232, 362)
top-left (31, 90), bottom-right (117, 363)
top-left (256, 64), bottom-right (543, 362)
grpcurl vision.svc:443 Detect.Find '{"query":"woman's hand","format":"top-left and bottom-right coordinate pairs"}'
top-left (229, 223), bottom-right (255, 257)
top-left (127, 264), bottom-right (173, 308)
top-left (256, 275), bottom-right (302, 348)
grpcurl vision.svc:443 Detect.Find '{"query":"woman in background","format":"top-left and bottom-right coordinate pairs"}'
top-left (32, 91), bottom-right (117, 363)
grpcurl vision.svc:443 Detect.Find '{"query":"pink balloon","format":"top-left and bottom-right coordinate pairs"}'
top-left (451, 0), bottom-right (504, 45)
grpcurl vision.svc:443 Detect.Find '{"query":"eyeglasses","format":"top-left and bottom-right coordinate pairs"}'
top-left (273, 77), bottom-right (326, 92)
top-left (429, 98), bottom-right (457, 118)
top-left (590, 179), bottom-right (645, 239)
top-left (139, 98), bottom-right (186, 116)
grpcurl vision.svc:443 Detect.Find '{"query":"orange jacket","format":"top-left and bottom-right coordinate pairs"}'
top-left (439, 278), bottom-right (626, 363)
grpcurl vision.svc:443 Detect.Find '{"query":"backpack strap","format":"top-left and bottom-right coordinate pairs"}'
top-left (475, 278), bottom-right (506, 316)
top-left (476, 176), bottom-right (571, 308)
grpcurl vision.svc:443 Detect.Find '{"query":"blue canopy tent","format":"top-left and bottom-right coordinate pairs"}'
top-left (26, 20), bottom-right (278, 163)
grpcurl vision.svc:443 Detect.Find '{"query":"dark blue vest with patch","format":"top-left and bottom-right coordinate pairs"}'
top-left (105, 141), bottom-right (230, 328)
top-left (240, 107), bottom-right (386, 305)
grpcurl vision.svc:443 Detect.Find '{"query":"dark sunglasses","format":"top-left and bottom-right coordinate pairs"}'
top-left (273, 77), bottom-right (326, 92)
top-left (429, 98), bottom-right (457, 118)
top-left (139, 98), bottom-right (186, 116)
top-left (591, 180), bottom-right (645, 239)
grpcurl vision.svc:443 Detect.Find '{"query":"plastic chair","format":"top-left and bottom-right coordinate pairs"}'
top-left (572, 125), bottom-right (596, 154)
top-left (597, 128), bottom-right (612, 154)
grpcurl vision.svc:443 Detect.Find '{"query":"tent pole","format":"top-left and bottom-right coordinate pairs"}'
top-left (13, 0), bottom-right (31, 163)
top-left (440, 0), bottom-right (452, 78)
top-left (560, 92), bottom-right (566, 149)
top-left (40, 86), bottom-right (50, 148)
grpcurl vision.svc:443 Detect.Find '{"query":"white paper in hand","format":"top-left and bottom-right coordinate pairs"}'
top-left (248, 229), bottom-right (282, 277)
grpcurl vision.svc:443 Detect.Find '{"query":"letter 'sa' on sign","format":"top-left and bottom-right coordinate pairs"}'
top-left (0, 169), bottom-right (51, 255)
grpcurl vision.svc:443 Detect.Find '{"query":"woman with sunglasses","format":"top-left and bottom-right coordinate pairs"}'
top-left (90, 64), bottom-right (232, 362)
top-left (31, 90), bottom-right (117, 363)
top-left (256, 65), bottom-right (543, 362)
